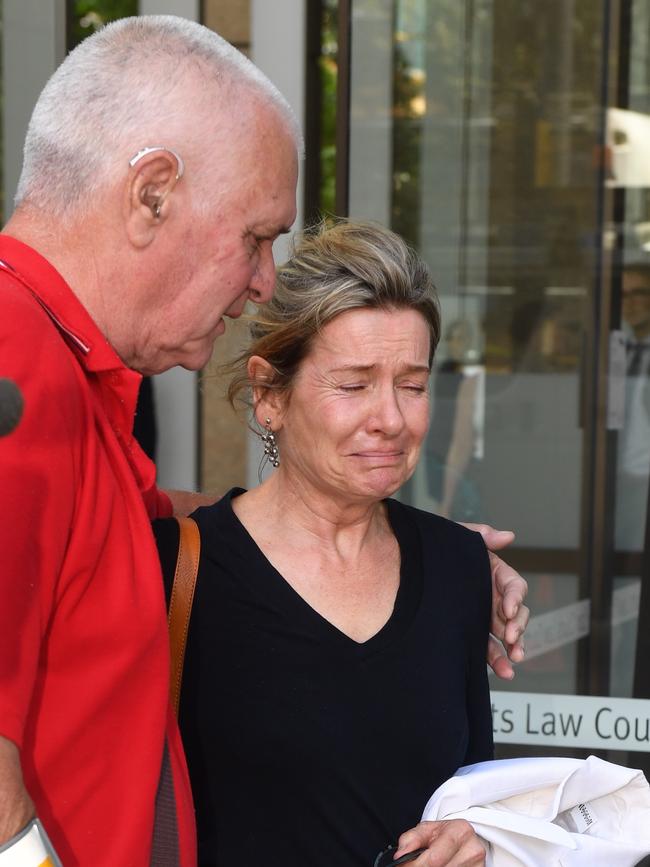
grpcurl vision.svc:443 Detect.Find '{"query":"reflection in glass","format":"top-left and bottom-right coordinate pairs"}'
top-left (425, 319), bottom-right (483, 522)
top-left (615, 265), bottom-right (650, 554)
top-left (348, 0), bottom-right (604, 719)
top-left (349, 0), bottom-right (601, 551)
top-left (610, 1), bottom-right (650, 707)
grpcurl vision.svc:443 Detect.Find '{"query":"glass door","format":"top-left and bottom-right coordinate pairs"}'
top-left (342, 0), bottom-right (650, 770)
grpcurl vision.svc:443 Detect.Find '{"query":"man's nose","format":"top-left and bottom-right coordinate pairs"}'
top-left (249, 241), bottom-right (276, 303)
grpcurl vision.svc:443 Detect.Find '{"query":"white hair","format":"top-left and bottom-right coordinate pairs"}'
top-left (15, 15), bottom-right (302, 217)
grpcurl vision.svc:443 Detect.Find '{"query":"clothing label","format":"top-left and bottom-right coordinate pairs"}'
top-left (568, 801), bottom-right (598, 834)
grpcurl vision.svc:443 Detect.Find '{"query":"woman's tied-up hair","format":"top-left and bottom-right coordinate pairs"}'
top-left (227, 219), bottom-right (441, 409)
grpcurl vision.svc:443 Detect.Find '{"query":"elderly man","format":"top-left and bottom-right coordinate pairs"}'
top-left (0, 16), bottom-right (297, 866)
top-left (0, 15), bottom-right (526, 867)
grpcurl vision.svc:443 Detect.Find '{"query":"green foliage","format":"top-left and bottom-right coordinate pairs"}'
top-left (319, 1), bottom-right (338, 216)
top-left (391, 43), bottom-right (424, 248)
top-left (69, 0), bottom-right (138, 50)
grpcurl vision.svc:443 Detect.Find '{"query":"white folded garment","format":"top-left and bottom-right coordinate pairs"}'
top-left (421, 755), bottom-right (650, 866)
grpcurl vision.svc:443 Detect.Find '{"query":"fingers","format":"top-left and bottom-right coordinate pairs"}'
top-left (460, 522), bottom-right (515, 552)
top-left (487, 616), bottom-right (529, 679)
top-left (395, 820), bottom-right (486, 867)
top-left (503, 600), bottom-right (529, 654)
top-left (489, 551), bottom-right (528, 622)
top-left (487, 549), bottom-right (529, 678)
top-left (462, 524), bottom-right (530, 677)
top-left (487, 634), bottom-right (513, 679)
top-left (487, 632), bottom-right (528, 680)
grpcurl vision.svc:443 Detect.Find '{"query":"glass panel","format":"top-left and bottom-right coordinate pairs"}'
top-left (304, 0), bottom-right (338, 224)
top-left (345, 1), bottom-right (650, 778)
top-left (611, 0), bottom-right (650, 704)
top-left (319, 1), bottom-right (338, 217)
top-left (346, 0), bottom-right (626, 760)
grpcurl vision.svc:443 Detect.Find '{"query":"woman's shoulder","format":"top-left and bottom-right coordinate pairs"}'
top-left (387, 498), bottom-right (490, 585)
top-left (153, 488), bottom-right (249, 604)
top-left (388, 499), bottom-right (491, 614)
top-left (387, 497), bottom-right (486, 549)
top-left (152, 488), bottom-right (246, 587)
top-left (189, 487), bottom-right (246, 531)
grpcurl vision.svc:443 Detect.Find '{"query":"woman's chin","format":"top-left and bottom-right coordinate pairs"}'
top-left (347, 468), bottom-right (410, 501)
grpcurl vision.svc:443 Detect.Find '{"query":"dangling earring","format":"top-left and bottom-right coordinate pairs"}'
top-left (260, 417), bottom-right (280, 476)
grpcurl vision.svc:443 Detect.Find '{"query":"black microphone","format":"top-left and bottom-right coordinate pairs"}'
top-left (0, 378), bottom-right (24, 437)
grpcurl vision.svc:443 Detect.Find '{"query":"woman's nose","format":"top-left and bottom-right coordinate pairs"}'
top-left (370, 387), bottom-right (404, 434)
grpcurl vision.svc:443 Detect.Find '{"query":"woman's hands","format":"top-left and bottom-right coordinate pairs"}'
top-left (394, 819), bottom-right (486, 866)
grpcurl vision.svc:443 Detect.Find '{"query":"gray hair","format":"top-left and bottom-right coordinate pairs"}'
top-left (227, 219), bottom-right (440, 406)
top-left (16, 15), bottom-right (302, 217)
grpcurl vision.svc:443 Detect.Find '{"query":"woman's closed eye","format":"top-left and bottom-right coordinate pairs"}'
top-left (338, 383), bottom-right (367, 392)
top-left (400, 383), bottom-right (428, 393)
top-left (400, 383), bottom-right (427, 394)
top-left (336, 381), bottom-right (428, 393)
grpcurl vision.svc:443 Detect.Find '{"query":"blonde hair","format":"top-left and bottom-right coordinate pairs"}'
top-left (227, 219), bottom-right (440, 407)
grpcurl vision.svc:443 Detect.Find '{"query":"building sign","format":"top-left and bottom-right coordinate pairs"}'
top-left (491, 691), bottom-right (650, 752)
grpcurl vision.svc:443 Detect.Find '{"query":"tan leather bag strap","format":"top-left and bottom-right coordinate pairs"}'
top-left (168, 515), bottom-right (201, 717)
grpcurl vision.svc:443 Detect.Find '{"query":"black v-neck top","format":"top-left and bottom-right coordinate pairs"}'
top-left (154, 489), bottom-right (493, 867)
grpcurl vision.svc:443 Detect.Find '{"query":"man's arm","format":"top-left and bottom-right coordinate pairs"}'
top-left (163, 489), bottom-right (219, 517)
top-left (0, 737), bottom-right (34, 845)
top-left (0, 296), bottom-right (85, 850)
top-left (465, 524), bottom-right (529, 680)
top-left (163, 495), bottom-right (531, 678)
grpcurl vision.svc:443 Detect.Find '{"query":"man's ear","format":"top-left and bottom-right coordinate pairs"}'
top-left (124, 149), bottom-right (184, 248)
top-left (248, 355), bottom-right (286, 427)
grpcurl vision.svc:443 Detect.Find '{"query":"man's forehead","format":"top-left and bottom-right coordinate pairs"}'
top-left (220, 114), bottom-right (298, 230)
top-left (247, 185), bottom-right (297, 237)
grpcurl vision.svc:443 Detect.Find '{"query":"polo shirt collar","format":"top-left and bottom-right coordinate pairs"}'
top-left (0, 233), bottom-right (129, 374)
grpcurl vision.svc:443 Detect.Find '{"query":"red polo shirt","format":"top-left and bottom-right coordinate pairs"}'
top-left (0, 236), bottom-right (196, 866)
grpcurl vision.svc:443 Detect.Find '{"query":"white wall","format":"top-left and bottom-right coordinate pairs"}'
top-left (251, 0), bottom-right (305, 254)
top-left (2, 0), bottom-right (66, 215)
top-left (140, 0), bottom-right (199, 15)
